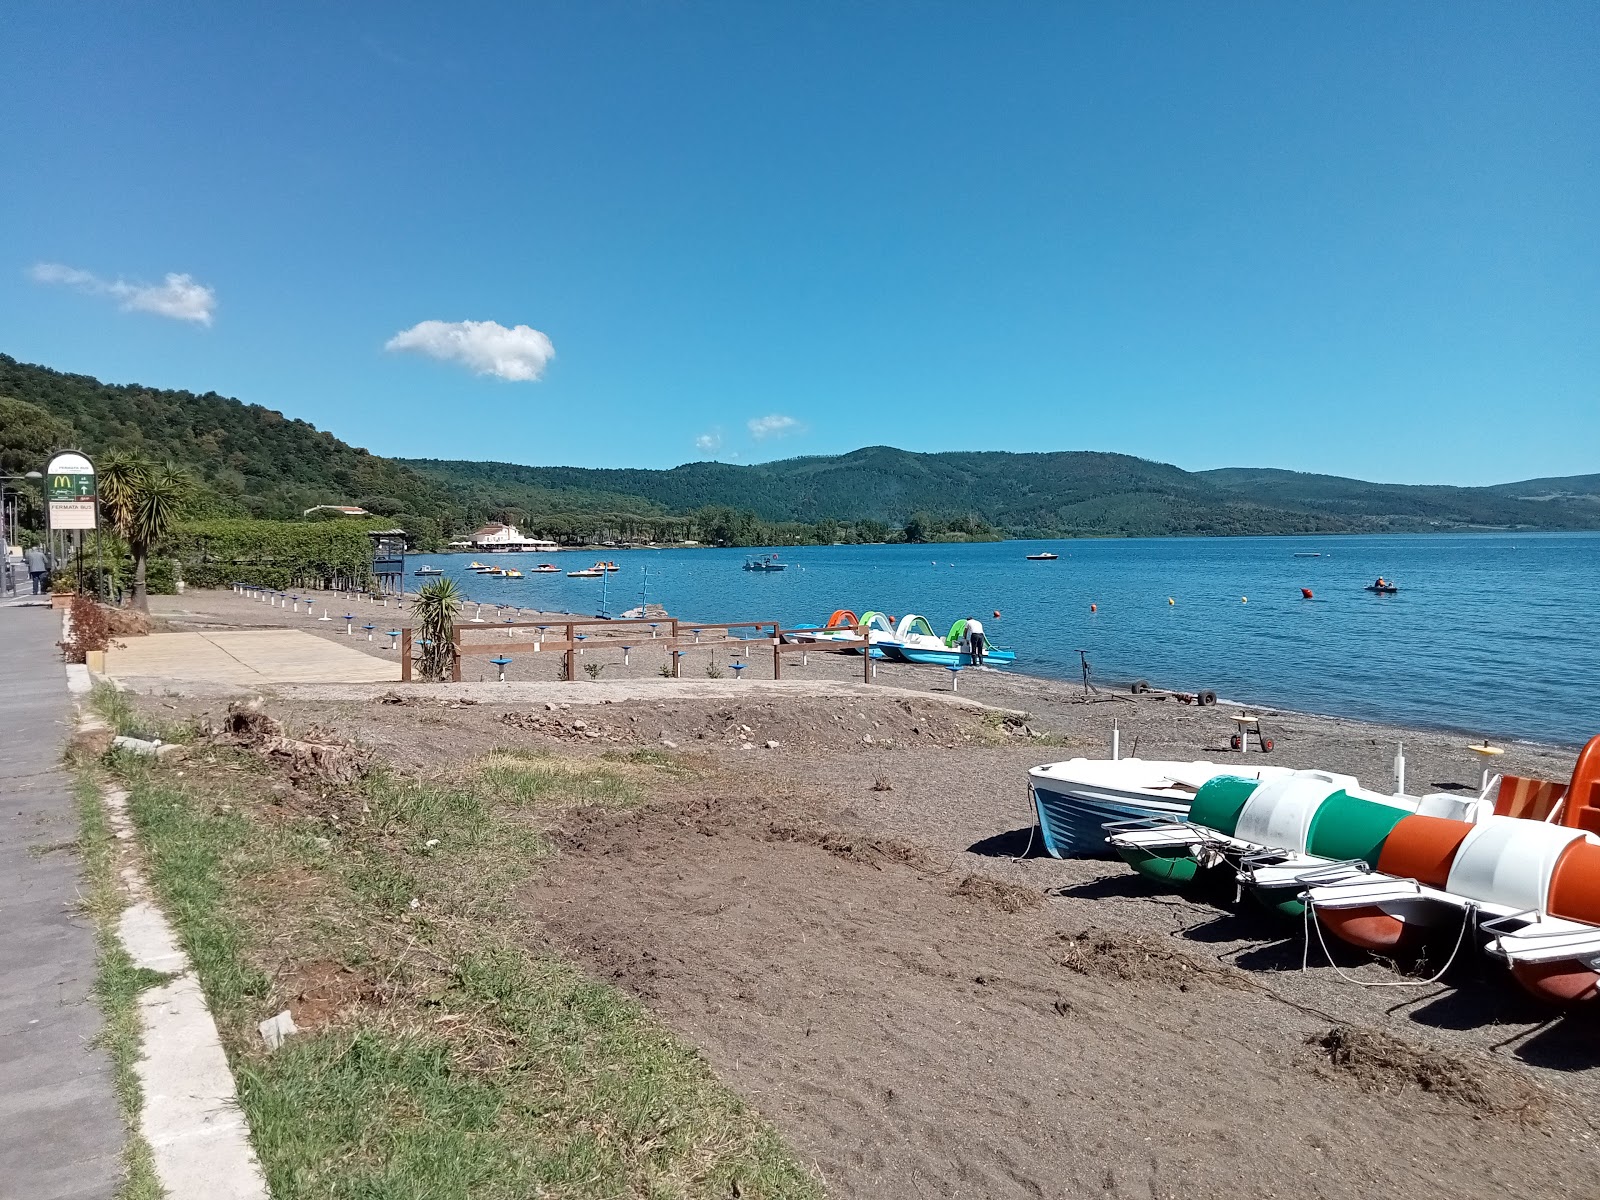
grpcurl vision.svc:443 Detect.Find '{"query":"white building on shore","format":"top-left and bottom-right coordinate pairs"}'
top-left (470, 523), bottom-right (560, 553)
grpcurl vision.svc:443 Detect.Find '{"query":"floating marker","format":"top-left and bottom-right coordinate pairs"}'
top-left (1090, 603), bottom-right (1097, 613)
top-left (1168, 597), bottom-right (1175, 606)
top-left (1301, 588), bottom-right (1313, 599)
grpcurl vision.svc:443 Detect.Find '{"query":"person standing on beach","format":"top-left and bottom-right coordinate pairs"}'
top-left (24, 544), bottom-right (47, 595)
top-left (965, 615), bottom-right (985, 666)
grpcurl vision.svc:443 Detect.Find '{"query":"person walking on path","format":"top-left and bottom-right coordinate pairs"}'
top-left (965, 615), bottom-right (986, 667)
top-left (24, 544), bottom-right (48, 594)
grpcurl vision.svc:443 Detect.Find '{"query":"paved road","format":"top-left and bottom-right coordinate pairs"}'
top-left (0, 605), bottom-right (121, 1199)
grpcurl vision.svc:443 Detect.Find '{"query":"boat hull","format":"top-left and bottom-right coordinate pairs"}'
top-left (897, 646), bottom-right (1015, 668)
top-left (1031, 780), bottom-right (1190, 859)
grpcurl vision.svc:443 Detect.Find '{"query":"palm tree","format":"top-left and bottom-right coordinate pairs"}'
top-left (98, 454), bottom-right (190, 612)
top-left (411, 577), bottom-right (462, 682)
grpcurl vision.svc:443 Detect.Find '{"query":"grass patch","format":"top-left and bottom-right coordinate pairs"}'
top-left (88, 681), bottom-right (199, 744)
top-left (88, 682), bottom-right (145, 737)
top-left (73, 771), bottom-right (168, 1200)
top-left (478, 750), bottom-right (644, 809)
top-left (106, 737), bottom-right (821, 1199)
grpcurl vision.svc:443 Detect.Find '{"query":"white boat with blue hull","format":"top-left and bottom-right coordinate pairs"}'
top-left (881, 614), bottom-right (1016, 668)
top-left (1028, 758), bottom-right (1293, 858)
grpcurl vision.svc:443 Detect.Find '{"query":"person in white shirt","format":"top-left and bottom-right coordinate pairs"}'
top-left (965, 616), bottom-right (985, 666)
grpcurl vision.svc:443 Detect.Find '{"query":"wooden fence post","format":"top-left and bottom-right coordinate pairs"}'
top-left (400, 627), bottom-right (412, 682)
top-left (860, 623), bottom-right (872, 683)
top-left (451, 623), bottom-right (462, 683)
top-left (565, 622), bottom-right (576, 682)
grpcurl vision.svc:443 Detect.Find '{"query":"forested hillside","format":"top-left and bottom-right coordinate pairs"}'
top-left (3, 352), bottom-right (1595, 544)
top-left (1197, 467), bottom-right (1600, 529)
top-left (412, 448), bottom-right (1600, 536)
top-left (0, 354), bottom-right (458, 538)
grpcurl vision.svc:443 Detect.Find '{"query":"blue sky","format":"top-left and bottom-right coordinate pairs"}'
top-left (2, 3), bottom-right (1595, 485)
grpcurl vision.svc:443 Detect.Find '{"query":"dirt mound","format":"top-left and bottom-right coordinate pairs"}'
top-left (1309, 1026), bottom-right (1549, 1120)
top-left (500, 709), bottom-right (619, 742)
top-left (764, 821), bottom-right (936, 870)
top-left (1054, 928), bottom-right (1238, 989)
top-left (280, 960), bottom-right (386, 1030)
top-left (665, 695), bottom-right (974, 754)
top-left (103, 606), bottom-right (152, 638)
top-left (951, 874), bottom-right (1043, 913)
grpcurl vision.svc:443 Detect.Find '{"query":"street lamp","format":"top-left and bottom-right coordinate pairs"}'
top-left (0, 471), bottom-right (44, 598)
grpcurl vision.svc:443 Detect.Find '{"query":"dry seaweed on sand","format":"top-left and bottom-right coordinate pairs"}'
top-left (1053, 927), bottom-right (1242, 989)
top-left (1308, 1026), bottom-right (1550, 1121)
top-left (950, 873), bottom-right (1043, 913)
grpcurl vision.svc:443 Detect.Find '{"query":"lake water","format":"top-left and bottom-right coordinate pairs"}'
top-left (408, 532), bottom-right (1600, 747)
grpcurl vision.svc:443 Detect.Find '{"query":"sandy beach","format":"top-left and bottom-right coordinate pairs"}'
top-left (115, 589), bottom-right (1600, 1198)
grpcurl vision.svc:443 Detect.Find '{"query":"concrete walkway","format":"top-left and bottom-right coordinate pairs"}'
top-left (105, 628), bottom-right (400, 689)
top-left (0, 606), bottom-right (121, 1199)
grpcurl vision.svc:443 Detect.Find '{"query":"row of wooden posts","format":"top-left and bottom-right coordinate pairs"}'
top-left (398, 617), bottom-right (879, 683)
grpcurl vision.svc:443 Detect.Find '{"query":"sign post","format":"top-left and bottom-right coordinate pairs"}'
top-left (45, 451), bottom-right (98, 597)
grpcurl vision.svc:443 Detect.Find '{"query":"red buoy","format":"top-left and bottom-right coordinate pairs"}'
top-left (1090, 603), bottom-right (1097, 613)
top-left (1301, 587), bottom-right (1314, 599)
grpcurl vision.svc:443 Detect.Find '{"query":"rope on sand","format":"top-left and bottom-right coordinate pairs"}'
top-left (1301, 898), bottom-right (1473, 988)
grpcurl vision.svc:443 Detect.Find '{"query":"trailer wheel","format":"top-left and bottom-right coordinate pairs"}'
top-left (1131, 679), bottom-right (1150, 694)
top-left (1262, 738), bottom-right (1275, 752)
top-left (1229, 733), bottom-right (1242, 750)
top-left (1198, 689), bottom-right (1217, 707)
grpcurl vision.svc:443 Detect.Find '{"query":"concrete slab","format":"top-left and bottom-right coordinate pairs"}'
top-left (105, 628), bottom-right (400, 687)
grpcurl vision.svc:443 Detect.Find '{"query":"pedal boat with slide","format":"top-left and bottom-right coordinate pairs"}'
top-left (1103, 733), bottom-right (1600, 1006)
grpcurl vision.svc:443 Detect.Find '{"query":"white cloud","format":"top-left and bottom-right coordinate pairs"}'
top-left (747, 413), bottom-right (801, 440)
top-left (694, 430), bottom-right (722, 451)
top-left (29, 262), bottom-right (216, 325)
top-left (385, 319), bottom-right (555, 382)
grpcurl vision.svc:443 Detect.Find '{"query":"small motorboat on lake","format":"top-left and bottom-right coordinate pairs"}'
top-left (1025, 551), bottom-right (1059, 561)
top-left (743, 553), bottom-right (787, 571)
top-left (414, 566), bottom-right (443, 576)
top-left (567, 567), bottom-right (604, 578)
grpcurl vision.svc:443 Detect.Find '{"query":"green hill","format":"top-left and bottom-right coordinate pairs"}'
top-left (0, 353), bottom-right (458, 534)
top-left (1197, 466), bottom-right (1600, 529)
top-left (411, 448), bottom-right (1600, 536)
top-left (3, 351), bottom-right (1596, 543)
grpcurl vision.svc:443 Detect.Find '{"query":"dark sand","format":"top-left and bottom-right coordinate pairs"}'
top-left (128, 590), bottom-right (1600, 1198)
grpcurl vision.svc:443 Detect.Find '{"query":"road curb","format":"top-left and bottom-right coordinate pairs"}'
top-left (79, 720), bottom-right (270, 1199)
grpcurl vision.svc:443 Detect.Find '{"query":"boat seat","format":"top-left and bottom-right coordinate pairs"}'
top-left (1494, 774), bottom-right (1568, 822)
top-left (1484, 917), bottom-right (1600, 966)
top-left (1305, 874), bottom-right (1452, 911)
top-left (1106, 827), bottom-right (1206, 851)
top-left (1244, 859), bottom-right (1366, 891)
top-left (1107, 822), bottom-right (1257, 853)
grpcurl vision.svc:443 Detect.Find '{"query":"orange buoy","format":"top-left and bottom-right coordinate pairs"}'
top-left (1090, 603), bottom-right (1097, 613)
top-left (1301, 588), bottom-right (1313, 599)
top-left (992, 609), bottom-right (1001, 619)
